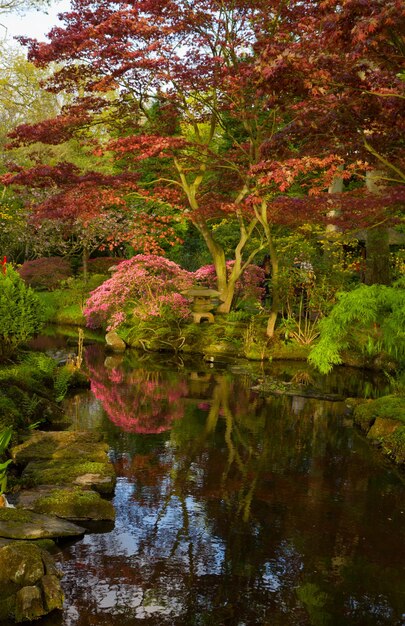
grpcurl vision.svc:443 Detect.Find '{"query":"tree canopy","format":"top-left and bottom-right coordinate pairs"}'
top-left (1, 0), bottom-right (404, 329)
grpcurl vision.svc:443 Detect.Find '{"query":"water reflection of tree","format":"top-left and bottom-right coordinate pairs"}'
top-left (72, 351), bottom-right (404, 625)
top-left (86, 346), bottom-right (188, 434)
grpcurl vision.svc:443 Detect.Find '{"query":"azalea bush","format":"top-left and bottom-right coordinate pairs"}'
top-left (0, 264), bottom-right (45, 359)
top-left (84, 254), bottom-right (194, 331)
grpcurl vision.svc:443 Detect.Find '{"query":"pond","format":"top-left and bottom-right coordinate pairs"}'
top-left (17, 335), bottom-right (405, 625)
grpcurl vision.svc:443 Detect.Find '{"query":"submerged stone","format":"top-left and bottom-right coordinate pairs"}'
top-left (0, 507), bottom-right (86, 539)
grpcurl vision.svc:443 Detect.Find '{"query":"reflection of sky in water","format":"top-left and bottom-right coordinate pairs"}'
top-left (54, 349), bottom-right (404, 626)
top-left (110, 477), bottom-right (226, 573)
top-left (59, 468), bottom-right (228, 623)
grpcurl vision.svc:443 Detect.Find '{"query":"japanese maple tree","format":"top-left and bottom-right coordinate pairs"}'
top-left (2, 0), bottom-right (403, 335)
top-left (3, 0), bottom-right (296, 316)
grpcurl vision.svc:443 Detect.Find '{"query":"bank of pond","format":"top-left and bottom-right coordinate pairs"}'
top-left (0, 328), bottom-right (404, 625)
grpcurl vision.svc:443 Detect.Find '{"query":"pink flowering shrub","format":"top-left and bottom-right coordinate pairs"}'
top-left (194, 261), bottom-right (265, 303)
top-left (84, 254), bottom-right (194, 330)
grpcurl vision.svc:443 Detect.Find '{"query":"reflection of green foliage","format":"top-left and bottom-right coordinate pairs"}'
top-left (296, 583), bottom-right (331, 626)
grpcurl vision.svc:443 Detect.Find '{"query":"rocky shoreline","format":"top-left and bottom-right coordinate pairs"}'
top-left (0, 430), bottom-right (116, 623)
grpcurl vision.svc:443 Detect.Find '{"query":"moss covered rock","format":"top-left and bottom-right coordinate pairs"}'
top-left (11, 430), bottom-right (106, 465)
top-left (0, 541), bottom-right (45, 586)
top-left (16, 486), bottom-right (115, 521)
top-left (353, 395), bottom-right (405, 466)
top-left (21, 458), bottom-right (116, 494)
top-left (0, 541), bottom-right (64, 622)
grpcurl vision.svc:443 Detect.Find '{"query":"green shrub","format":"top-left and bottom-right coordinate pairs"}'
top-left (0, 265), bottom-right (45, 359)
top-left (308, 279), bottom-right (405, 374)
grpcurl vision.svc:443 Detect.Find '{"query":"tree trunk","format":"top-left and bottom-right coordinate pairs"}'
top-left (326, 169), bottom-right (343, 234)
top-left (365, 228), bottom-right (391, 285)
top-left (266, 231), bottom-right (280, 338)
top-left (194, 218), bottom-right (237, 313)
top-left (82, 245), bottom-right (89, 284)
top-left (365, 170), bottom-right (391, 286)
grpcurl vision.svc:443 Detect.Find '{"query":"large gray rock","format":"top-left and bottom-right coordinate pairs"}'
top-left (105, 330), bottom-right (126, 352)
top-left (0, 508), bottom-right (85, 540)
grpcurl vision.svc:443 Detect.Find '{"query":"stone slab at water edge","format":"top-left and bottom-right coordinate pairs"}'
top-left (0, 508), bottom-right (85, 540)
top-left (14, 485), bottom-right (115, 522)
top-left (11, 430), bottom-right (109, 464)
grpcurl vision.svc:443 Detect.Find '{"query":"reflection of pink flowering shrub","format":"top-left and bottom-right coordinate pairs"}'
top-left (86, 350), bottom-right (187, 433)
top-left (84, 254), bottom-right (194, 329)
top-left (194, 261), bottom-right (265, 302)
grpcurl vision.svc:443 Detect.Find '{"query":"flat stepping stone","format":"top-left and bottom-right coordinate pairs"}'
top-left (11, 431), bottom-right (106, 465)
top-left (15, 486), bottom-right (115, 521)
top-left (0, 508), bottom-right (85, 540)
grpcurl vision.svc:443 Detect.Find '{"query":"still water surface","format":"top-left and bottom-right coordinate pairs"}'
top-left (23, 340), bottom-right (405, 624)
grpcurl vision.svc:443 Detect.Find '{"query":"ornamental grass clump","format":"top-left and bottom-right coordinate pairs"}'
top-left (84, 254), bottom-right (194, 331)
top-left (0, 264), bottom-right (45, 360)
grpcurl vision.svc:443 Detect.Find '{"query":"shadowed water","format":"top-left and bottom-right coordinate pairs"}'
top-left (9, 339), bottom-right (405, 625)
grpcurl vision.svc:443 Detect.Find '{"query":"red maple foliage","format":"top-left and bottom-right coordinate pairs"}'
top-left (1, 0), bottom-right (403, 324)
